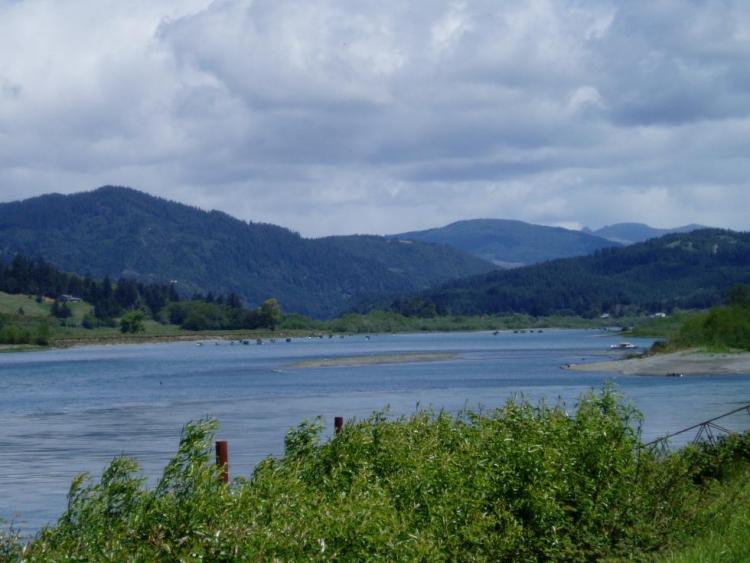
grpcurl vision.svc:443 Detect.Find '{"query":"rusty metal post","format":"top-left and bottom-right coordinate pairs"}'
top-left (216, 440), bottom-right (229, 483)
top-left (334, 416), bottom-right (344, 434)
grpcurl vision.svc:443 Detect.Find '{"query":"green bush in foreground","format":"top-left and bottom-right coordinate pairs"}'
top-left (5, 388), bottom-right (749, 561)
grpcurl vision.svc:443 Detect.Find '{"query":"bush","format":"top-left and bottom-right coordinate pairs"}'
top-left (674, 305), bottom-right (750, 351)
top-left (9, 388), bottom-right (716, 561)
top-left (119, 310), bottom-right (146, 334)
top-left (33, 322), bottom-right (51, 346)
top-left (81, 313), bottom-right (97, 329)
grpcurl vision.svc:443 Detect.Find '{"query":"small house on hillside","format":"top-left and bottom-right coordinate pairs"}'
top-left (59, 294), bottom-right (82, 303)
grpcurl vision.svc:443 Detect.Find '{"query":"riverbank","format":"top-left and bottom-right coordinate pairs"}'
top-left (566, 349), bottom-right (750, 376)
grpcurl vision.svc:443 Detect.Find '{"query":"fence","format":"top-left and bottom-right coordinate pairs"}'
top-left (645, 403), bottom-right (750, 449)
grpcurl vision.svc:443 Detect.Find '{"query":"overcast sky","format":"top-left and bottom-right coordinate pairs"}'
top-left (1, 0), bottom-right (748, 236)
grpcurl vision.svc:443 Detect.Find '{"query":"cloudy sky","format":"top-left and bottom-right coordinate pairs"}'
top-left (1, 0), bottom-right (748, 236)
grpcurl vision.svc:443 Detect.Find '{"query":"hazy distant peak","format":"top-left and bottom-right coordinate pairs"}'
top-left (590, 222), bottom-right (709, 245)
top-left (391, 218), bottom-right (619, 266)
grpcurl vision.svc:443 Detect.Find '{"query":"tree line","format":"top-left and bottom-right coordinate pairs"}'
top-left (0, 254), bottom-right (281, 337)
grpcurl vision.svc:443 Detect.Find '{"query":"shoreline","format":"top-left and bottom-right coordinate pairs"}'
top-left (565, 349), bottom-right (750, 376)
top-left (27, 330), bottom-right (332, 351)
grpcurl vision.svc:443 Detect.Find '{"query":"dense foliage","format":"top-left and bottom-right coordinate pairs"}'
top-left (6, 388), bottom-right (750, 561)
top-left (393, 218), bottom-right (620, 266)
top-left (0, 186), bottom-right (495, 318)
top-left (299, 310), bottom-right (622, 334)
top-left (673, 304), bottom-right (750, 351)
top-left (0, 253), bottom-right (178, 323)
top-left (0, 313), bottom-right (50, 345)
top-left (166, 298), bottom-right (282, 331)
top-left (368, 229), bottom-right (750, 318)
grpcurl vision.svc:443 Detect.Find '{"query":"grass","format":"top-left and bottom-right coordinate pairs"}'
top-left (655, 463), bottom-right (750, 562)
top-left (0, 292), bottom-right (50, 317)
top-left (627, 310), bottom-right (698, 340)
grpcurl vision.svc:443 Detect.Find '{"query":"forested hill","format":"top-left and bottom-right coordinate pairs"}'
top-left (391, 219), bottom-right (620, 267)
top-left (372, 229), bottom-right (750, 317)
top-left (0, 187), bottom-right (495, 318)
top-left (586, 222), bottom-right (707, 245)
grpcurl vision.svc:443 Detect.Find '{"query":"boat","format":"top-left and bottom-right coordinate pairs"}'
top-left (610, 342), bottom-right (637, 349)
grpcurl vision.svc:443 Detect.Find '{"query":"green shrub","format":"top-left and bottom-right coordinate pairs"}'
top-left (674, 305), bottom-right (750, 351)
top-left (119, 310), bottom-right (146, 334)
top-left (5, 388), bottom-right (720, 560)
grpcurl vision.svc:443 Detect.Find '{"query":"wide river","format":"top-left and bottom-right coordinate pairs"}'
top-left (2, 329), bottom-right (750, 534)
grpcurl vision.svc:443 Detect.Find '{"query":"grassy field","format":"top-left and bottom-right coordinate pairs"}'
top-left (0, 292), bottom-right (51, 317)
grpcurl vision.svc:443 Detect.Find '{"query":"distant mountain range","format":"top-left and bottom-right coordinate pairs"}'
top-left (584, 223), bottom-right (707, 245)
top-left (0, 187), bottom-right (495, 318)
top-left (369, 229), bottom-right (750, 318)
top-left (391, 219), bottom-right (620, 267)
top-left (392, 220), bottom-right (710, 267)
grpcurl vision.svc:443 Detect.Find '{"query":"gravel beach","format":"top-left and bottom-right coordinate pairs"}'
top-left (565, 349), bottom-right (750, 376)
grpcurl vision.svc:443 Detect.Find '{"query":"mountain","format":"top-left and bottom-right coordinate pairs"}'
top-left (585, 223), bottom-right (707, 245)
top-left (0, 187), bottom-right (495, 318)
top-left (368, 229), bottom-right (750, 317)
top-left (391, 219), bottom-right (620, 267)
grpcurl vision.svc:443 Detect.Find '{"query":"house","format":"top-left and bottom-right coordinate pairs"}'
top-left (59, 294), bottom-right (82, 303)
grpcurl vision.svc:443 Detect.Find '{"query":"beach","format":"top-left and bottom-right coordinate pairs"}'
top-left (566, 349), bottom-right (750, 376)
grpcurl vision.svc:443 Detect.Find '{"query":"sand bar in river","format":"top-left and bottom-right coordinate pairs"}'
top-left (565, 349), bottom-right (750, 376)
top-left (292, 352), bottom-right (458, 369)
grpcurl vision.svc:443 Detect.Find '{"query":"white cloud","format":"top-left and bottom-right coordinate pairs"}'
top-left (0, 0), bottom-right (748, 235)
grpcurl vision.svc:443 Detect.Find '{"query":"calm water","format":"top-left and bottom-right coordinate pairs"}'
top-left (2, 329), bottom-right (750, 534)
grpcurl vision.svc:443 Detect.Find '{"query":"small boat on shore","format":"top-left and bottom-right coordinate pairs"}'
top-left (610, 342), bottom-right (637, 350)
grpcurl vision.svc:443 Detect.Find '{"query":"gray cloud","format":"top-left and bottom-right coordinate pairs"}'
top-left (0, 0), bottom-right (748, 236)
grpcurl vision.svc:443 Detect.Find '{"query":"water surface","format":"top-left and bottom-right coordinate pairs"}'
top-left (2, 329), bottom-right (750, 533)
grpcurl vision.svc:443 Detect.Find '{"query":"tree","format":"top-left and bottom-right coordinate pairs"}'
top-left (81, 313), bottom-right (97, 329)
top-left (259, 298), bottom-right (282, 330)
top-left (226, 292), bottom-right (242, 309)
top-left (120, 310), bottom-right (146, 334)
top-left (727, 284), bottom-right (750, 307)
top-left (51, 300), bottom-right (72, 319)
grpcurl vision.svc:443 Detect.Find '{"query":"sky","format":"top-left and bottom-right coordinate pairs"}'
top-left (1, 0), bottom-right (749, 237)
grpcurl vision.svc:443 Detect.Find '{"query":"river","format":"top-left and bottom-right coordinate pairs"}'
top-left (2, 329), bottom-right (750, 534)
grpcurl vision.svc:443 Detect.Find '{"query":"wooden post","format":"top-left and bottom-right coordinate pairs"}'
top-left (334, 416), bottom-right (344, 434)
top-left (216, 440), bottom-right (229, 483)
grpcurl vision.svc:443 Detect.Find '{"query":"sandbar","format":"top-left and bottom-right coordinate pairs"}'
top-left (291, 352), bottom-right (458, 369)
top-left (565, 349), bottom-right (750, 376)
